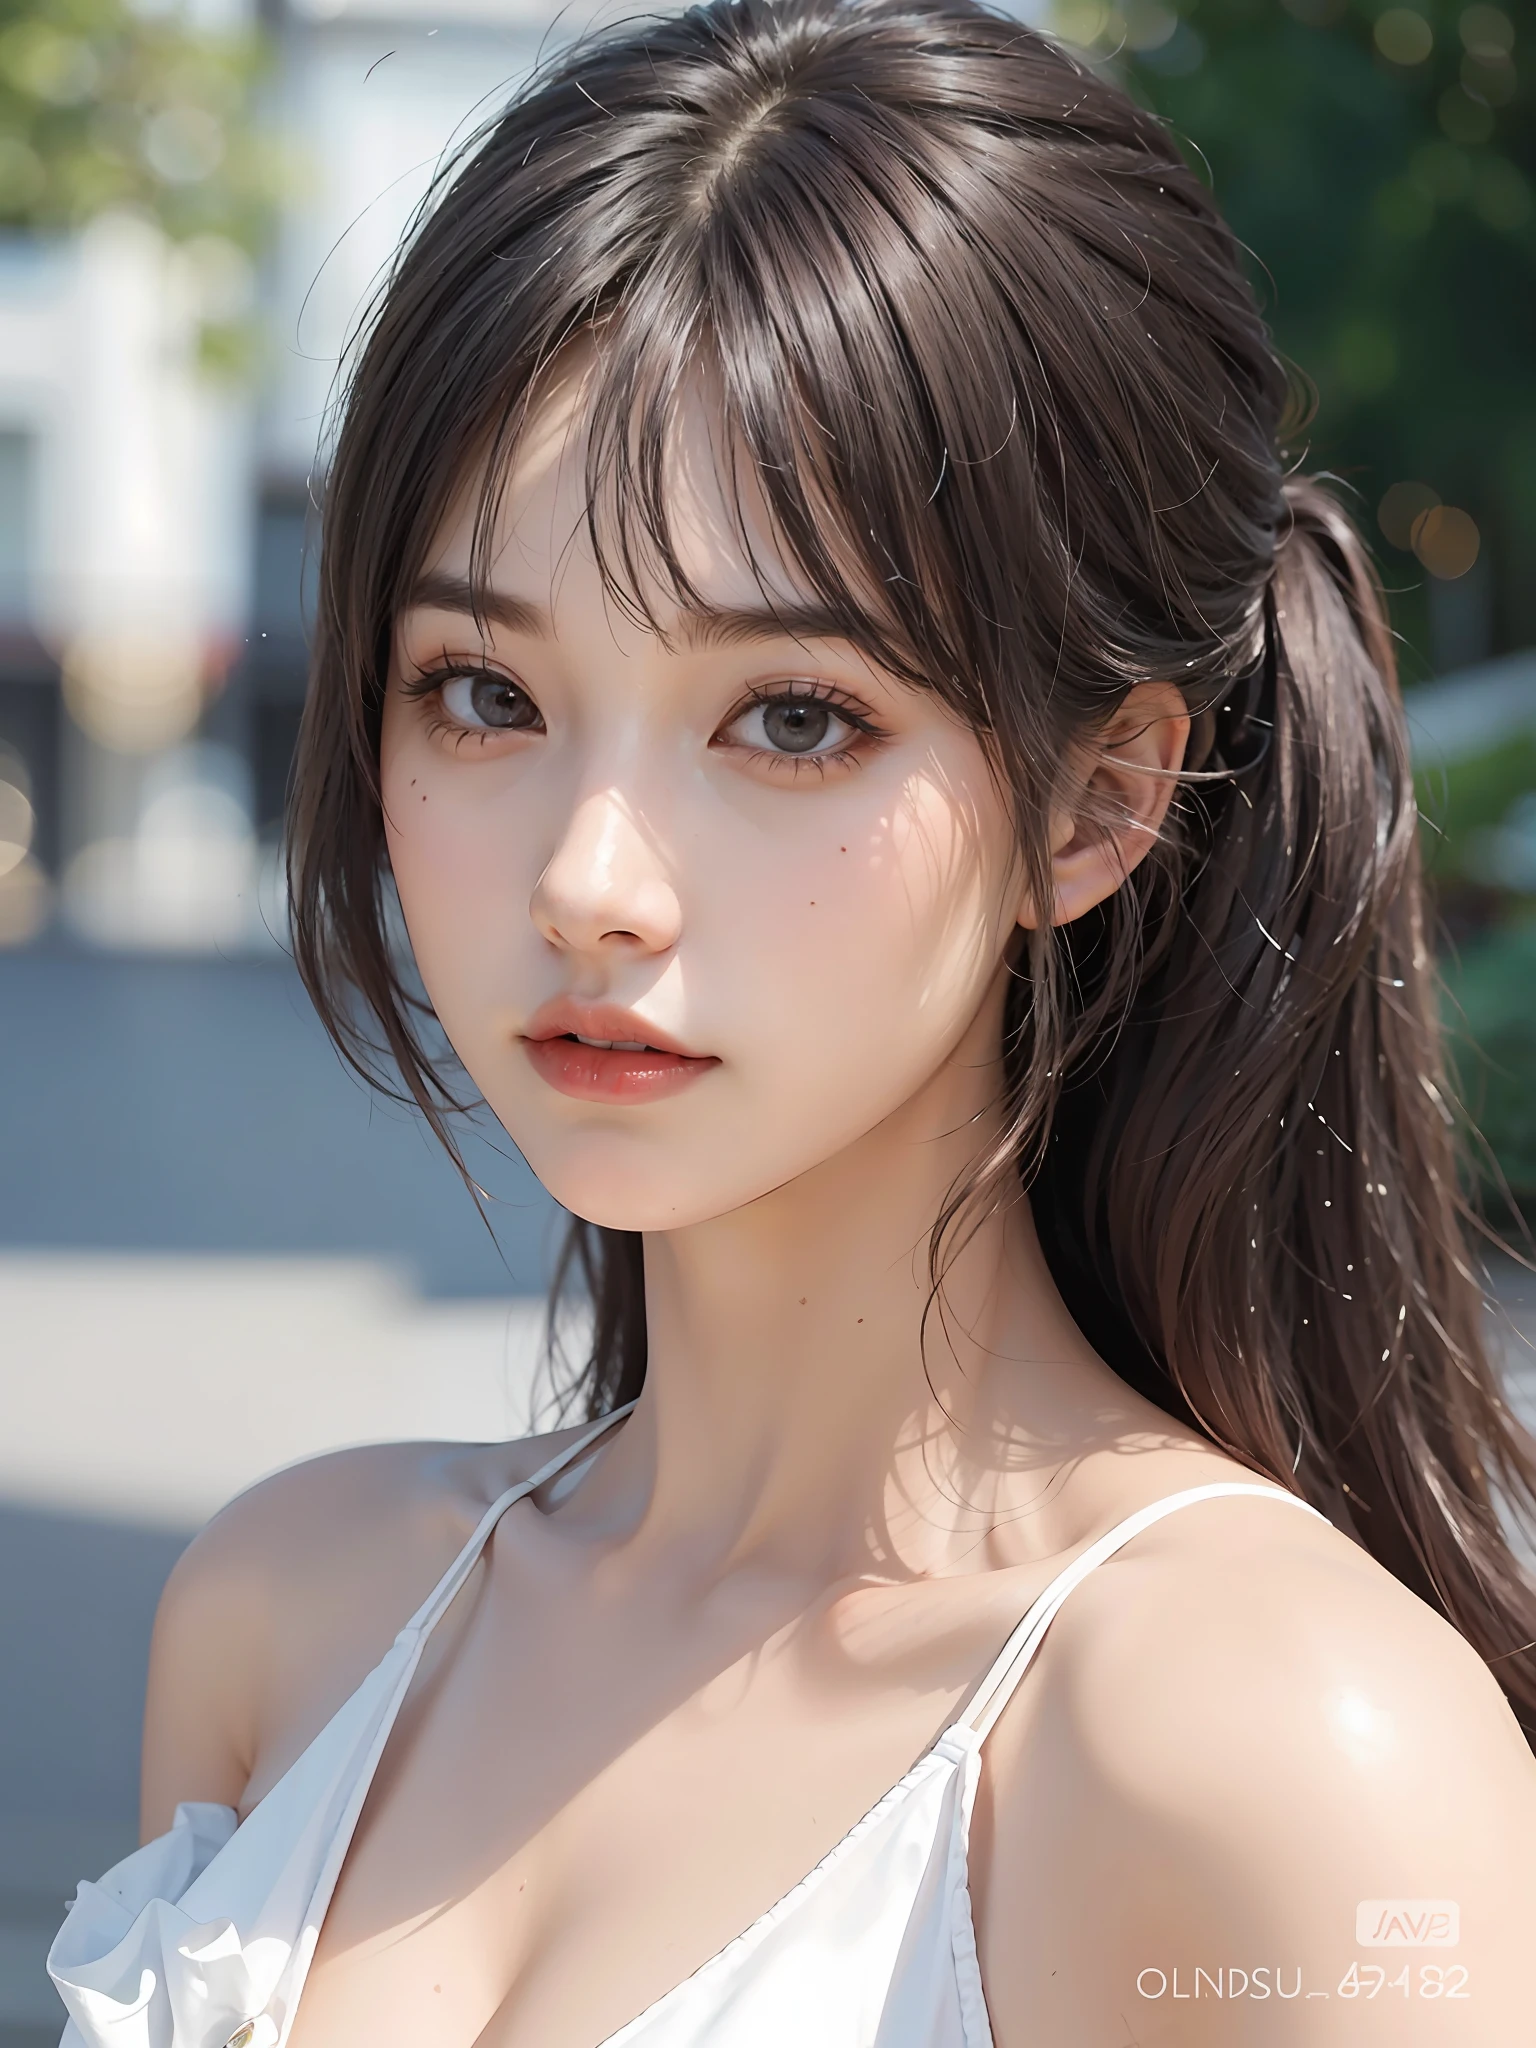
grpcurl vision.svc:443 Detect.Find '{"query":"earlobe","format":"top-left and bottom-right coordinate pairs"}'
top-left (1017, 682), bottom-right (1190, 931)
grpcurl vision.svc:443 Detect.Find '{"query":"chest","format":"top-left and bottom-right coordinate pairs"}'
top-left (281, 1571), bottom-right (1040, 2048)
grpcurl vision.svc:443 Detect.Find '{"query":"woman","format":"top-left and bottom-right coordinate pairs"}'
top-left (50, 2), bottom-right (1536, 2043)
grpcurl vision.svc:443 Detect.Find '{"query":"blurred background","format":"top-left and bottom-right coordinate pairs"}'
top-left (0, 0), bottom-right (1532, 2039)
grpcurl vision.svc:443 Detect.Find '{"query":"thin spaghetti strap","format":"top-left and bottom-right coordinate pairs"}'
top-left (255, 1400), bottom-right (640, 2045)
top-left (954, 1482), bottom-right (1328, 1746)
top-left (402, 1400), bottom-right (638, 1641)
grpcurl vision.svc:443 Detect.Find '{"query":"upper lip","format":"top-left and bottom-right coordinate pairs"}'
top-left (521, 1000), bottom-right (710, 1060)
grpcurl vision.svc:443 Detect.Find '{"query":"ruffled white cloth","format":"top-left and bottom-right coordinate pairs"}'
top-left (51, 1802), bottom-right (254, 2047)
top-left (49, 1623), bottom-right (419, 2048)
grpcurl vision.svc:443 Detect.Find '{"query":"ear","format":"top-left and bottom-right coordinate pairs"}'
top-left (1018, 681), bottom-right (1190, 931)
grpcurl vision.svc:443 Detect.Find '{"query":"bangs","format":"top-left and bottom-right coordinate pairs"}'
top-left (336, 0), bottom-right (1282, 799)
top-left (490, 322), bottom-right (942, 699)
top-left (457, 126), bottom-right (1032, 727)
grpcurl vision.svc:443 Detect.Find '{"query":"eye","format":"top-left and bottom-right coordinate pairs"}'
top-left (439, 670), bottom-right (543, 732)
top-left (724, 688), bottom-right (862, 758)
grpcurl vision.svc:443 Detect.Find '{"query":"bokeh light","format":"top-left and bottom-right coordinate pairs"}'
top-left (1411, 504), bottom-right (1481, 579)
top-left (1375, 8), bottom-right (1434, 65)
top-left (1459, 6), bottom-right (1515, 59)
top-left (0, 744), bottom-right (49, 943)
top-left (1121, 0), bottom-right (1179, 53)
top-left (61, 625), bottom-right (205, 754)
top-left (1052, 1), bottom-right (1114, 49)
top-left (1462, 48), bottom-right (1518, 104)
top-left (0, 742), bottom-right (34, 880)
top-left (1378, 479), bottom-right (1440, 549)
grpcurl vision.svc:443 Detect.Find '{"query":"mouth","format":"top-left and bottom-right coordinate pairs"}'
top-left (520, 1004), bottom-right (718, 1105)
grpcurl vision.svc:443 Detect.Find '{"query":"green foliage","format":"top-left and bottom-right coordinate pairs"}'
top-left (1049, 1), bottom-right (1536, 1205)
top-left (1416, 737), bottom-right (1536, 1214)
top-left (0, 0), bottom-right (282, 253)
top-left (1417, 731), bottom-right (1536, 880)
top-left (1051, 0), bottom-right (1536, 672)
top-left (1444, 919), bottom-right (1536, 1204)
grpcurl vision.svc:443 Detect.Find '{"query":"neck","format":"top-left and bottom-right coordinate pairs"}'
top-left (576, 984), bottom-right (1138, 1585)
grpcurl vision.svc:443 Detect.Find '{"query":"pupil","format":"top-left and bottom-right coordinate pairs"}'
top-left (470, 676), bottom-right (532, 728)
top-left (764, 700), bottom-right (830, 753)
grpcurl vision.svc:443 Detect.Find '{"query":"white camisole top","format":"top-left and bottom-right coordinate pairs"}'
top-left (48, 1404), bottom-right (1325, 2048)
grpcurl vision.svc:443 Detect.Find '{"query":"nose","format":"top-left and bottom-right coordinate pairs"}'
top-left (530, 785), bottom-right (682, 959)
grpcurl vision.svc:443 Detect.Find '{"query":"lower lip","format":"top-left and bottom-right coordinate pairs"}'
top-left (521, 1036), bottom-right (719, 1104)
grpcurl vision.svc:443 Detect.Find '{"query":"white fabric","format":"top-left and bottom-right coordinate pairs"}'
top-left (48, 1416), bottom-right (1324, 2048)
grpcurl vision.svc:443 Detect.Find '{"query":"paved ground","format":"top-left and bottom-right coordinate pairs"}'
top-left (0, 946), bottom-right (557, 1296)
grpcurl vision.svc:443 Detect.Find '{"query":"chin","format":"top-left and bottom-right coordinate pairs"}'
top-left (512, 1139), bottom-right (730, 1234)
top-left (546, 1180), bottom-right (727, 1235)
top-left (507, 1123), bottom-right (795, 1236)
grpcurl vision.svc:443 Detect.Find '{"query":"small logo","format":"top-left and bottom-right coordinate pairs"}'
top-left (1356, 1900), bottom-right (1460, 1948)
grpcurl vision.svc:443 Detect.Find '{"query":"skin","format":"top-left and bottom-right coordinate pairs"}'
top-left (143, 354), bottom-right (1536, 2048)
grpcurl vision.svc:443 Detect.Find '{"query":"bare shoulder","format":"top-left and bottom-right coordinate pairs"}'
top-left (980, 1489), bottom-right (1536, 2045)
top-left (140, 1420), bottom-right (594, 1841)
top-left (1050, 1485), bottom-right (1532, 1784)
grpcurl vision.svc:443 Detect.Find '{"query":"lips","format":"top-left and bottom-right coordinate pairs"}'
top-left (521, 1003), bottom-right (719, 1104)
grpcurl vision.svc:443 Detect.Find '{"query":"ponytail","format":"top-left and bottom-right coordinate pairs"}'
top-left (1033, 478), bottom-right (1536, 1742)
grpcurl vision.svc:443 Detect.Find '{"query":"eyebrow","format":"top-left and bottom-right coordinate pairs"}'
top-left (406, 572), bottom-right (544, 637)
top-left (404, 571), bottom-right (862, 655)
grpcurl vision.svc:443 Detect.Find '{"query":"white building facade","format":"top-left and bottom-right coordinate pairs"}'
top-left (0, 0), bottom-right (589, 951)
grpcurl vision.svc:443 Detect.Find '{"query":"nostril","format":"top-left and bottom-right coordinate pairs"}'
top-left (529, 815), bottom-right (682, 955)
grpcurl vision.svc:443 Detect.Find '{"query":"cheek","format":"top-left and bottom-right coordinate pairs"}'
top-left (884, 775), bottom-right (1013, 1007)
top-left (712, 769), bottom-right (1015, 1088)
top-left (379, 712), bottom-right (529, 1018)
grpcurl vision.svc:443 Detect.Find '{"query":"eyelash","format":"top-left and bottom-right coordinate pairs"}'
top-left (716, 682), bottom-right (890, 774)
top-left (401, 663), bottom-right (891, 769)
top-left (400, 663), bottom-right (537, 749)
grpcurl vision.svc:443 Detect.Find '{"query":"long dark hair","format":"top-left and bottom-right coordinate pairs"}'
top-left (289, 0), bottom-right (1536, 1739)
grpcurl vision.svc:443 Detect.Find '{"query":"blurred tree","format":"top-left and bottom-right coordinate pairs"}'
top-left (0, 0), bottom-right (284, 365)
top-left (1447, 918), bottom-right (1536, 1216)
top-left (1051, 0), bottom-right (1535, 678)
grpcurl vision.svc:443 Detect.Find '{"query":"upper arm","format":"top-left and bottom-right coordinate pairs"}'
top-left (140, 1476), bottom-right (289, 1838)
top-left (139, 1437), bottom-right (483, 1842)
top-left (977, 1505), bottom-right (1536, 2046)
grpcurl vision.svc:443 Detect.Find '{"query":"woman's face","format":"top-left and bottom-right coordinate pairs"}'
top-left (380, 362), bottom-right (1031, 1232)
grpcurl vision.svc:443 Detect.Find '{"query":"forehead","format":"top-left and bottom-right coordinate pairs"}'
top-left (423, 340), bottom-right (817, 627)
